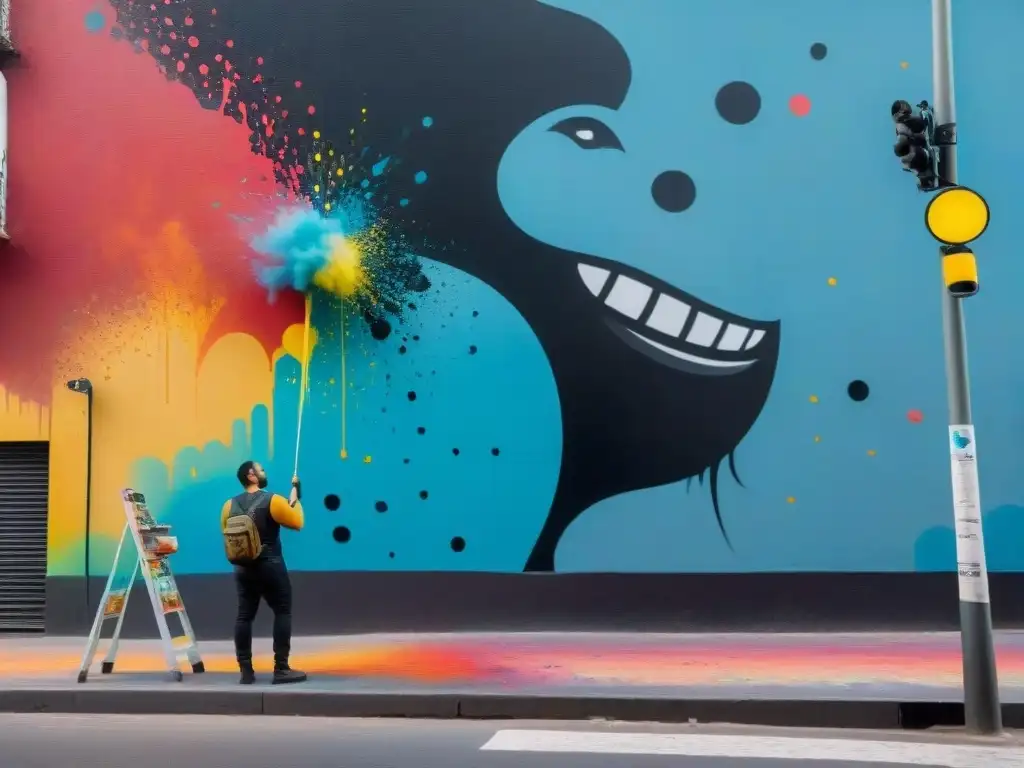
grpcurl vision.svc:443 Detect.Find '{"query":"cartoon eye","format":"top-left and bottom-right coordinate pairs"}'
top-left (549, 116), bottom-right (624, 151)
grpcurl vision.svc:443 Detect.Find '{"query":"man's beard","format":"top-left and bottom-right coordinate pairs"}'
top-left (257, 476), bottom-right (269, 489)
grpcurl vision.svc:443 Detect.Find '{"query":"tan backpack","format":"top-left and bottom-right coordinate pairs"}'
top-left (223, 492), bottom-right (265, 565)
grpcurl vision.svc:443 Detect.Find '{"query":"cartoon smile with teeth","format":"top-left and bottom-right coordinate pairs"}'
top-left (497, 9), bottom-right (782, 571)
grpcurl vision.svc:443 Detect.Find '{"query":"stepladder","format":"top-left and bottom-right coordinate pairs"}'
top-left (77, 488), bottom-right (205, 683)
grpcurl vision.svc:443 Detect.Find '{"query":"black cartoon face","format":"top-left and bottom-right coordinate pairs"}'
top-left (110, 0), bottom-right (779, 571)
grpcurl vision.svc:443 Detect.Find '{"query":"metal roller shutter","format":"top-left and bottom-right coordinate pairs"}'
top-left (0, 441), bottom-right (49, 632)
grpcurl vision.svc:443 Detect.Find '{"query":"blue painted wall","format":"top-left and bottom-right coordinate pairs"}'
top-left (109, 0), bottom-right (1024, 576)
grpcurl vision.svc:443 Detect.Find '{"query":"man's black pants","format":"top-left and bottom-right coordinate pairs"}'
top-left (233, 557), bottom-right (292, 669)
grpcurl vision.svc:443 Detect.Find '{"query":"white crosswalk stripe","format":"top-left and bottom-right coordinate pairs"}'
top-left (480, 729), bottom-right (1024, 768)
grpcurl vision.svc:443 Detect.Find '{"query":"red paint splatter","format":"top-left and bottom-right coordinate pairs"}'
top-left (257, 56), bottom-right (264, 65)
top-left (211, 7), bottom-right (217, 14)
top-left (163, 16), bottom-right (173, 25)
top-left (295, 80), bottom-right (302, 88)
top-left (297, 127), bottom-right (306, 135)
top-left (184, 16), bottom-right (194, 26)
top-left (187, 35), bottom-right (199, 47)
top-left (159, 43), bottom-right (170, 55)
top-left (198, 63), bottom-right (209, 75)
top-left (789, 94), bottom-right (812, 117)
top-left (275, 95), bottom-right (282, 103)
top-left (307, 105), bottom-right (316, 115)
top-left (215, 53), bottom-right (223, 62)
top-left (219, 77), bottom-right (235, 111)
top-left (176, 60), bottom-right (185, 73)
top-left (169, 32), bottom-right (177, 40)
top-left (225, 39), bottom-right (234, 48)
top-left (907, 409), bottom-right (924, 423)
top-left (2, 0), bottom-right (293, 399)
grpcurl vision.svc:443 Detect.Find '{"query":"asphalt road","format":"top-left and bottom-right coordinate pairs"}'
top-left (2, 714), bottom-right (1021, 768)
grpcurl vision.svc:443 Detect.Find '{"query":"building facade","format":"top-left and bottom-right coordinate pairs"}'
top-left (1, 0), bottom-right (1023, 636)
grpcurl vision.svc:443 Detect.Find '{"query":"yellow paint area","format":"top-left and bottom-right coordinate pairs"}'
top-left (39, 221), bottom-right (276, 575)
top-left (312, 234), bottom-right (366, 298)
top-left (925, 186), bottom-right (990, 245)
top-left (0, 386), bottom-right (50, 440)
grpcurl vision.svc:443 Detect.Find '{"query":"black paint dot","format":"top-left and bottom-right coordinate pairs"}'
top-left (651, 171), bottom-right (696, 213)
top-left (407, 302), bottom-right (418, 311)
top-left (468, 345), bottom-right (478, 355)
top-left (332, 526), bottom-right (351, 543)
top-left (407, 390), bottom-right (417, 401)
top-left (450, 536), bottom-right (466, 553)
top-left (412, 335), bottom-right (420, 341)
top-left (417, 426), bottom-right (426, 435)
top-left (324, 494), bottom-right (341, 511)
top-left (408, 273), bottom-right (431, 293)
top-left (419, 490), bottom-right (429, 500)
top-left (375, 501), bottom-right (388, 513)
top-left (472, 310), bottom-right (479, 317)
top-left (369, 317), bottom-right (392, 341)
top-left (847, 380), bottom-right (870, 402)
top-left (452, 448), bottom-right (460, 456)
top-left (715, 81), bottom-right (761, 125)
top-left (399, 345), bottom-right (407, 354)
top-left (810, 42), bottom-right (828, 60)
top-left (491, 447), bottom-right (500, 456)
top-left (403, 458), bottom-right (410, 464)
top-left (389, 551), bottom-right (395, 558)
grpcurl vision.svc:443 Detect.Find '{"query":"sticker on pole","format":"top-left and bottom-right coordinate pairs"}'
top-left (948, 425), bottom-right (990, 604)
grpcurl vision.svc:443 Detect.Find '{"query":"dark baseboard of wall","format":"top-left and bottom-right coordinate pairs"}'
top-left (45, 571), bottom-right (1024, 639)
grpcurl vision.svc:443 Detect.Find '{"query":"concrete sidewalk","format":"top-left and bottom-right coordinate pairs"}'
top-left (3, 631), bottom-right (1024, 728)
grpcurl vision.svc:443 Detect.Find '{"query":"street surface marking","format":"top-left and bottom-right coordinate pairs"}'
top-left (480, 729), bottom-right (1024, 767)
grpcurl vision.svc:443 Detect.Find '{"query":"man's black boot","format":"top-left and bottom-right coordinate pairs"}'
top-left (272, 664), bottom-right (307, 685)
top-left (239, 659), bottom-right (256, 685)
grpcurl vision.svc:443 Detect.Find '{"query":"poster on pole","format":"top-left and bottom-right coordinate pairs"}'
top-left (948, 424), bottom-right (990, 604)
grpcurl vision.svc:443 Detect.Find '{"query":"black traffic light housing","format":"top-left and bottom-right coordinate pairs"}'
top-left (892, 99), bottom-right (941, 191)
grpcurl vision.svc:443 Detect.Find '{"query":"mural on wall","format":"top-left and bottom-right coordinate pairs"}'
top-left (2, 0), bottom-right (1024, 579)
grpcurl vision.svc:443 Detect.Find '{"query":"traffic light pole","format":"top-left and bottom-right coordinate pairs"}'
top-left (931, 0), bottom-right (1002, 735)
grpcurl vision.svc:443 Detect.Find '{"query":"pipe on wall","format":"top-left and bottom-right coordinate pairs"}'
top-left (0, 70), bottom-right (8, 241)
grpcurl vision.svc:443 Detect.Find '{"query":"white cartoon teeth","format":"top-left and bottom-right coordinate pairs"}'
top-left (577, 263), bottom-right (610, 296)
top-left (576, 262), bottom-right (769, 368)
top-left (603, 275), bottom-right (653, 319)
top-left (645, 294), bottom-right (691, 336)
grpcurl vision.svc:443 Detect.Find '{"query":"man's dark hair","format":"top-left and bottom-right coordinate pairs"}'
top-left (236, 461), bottom-right (256, 488)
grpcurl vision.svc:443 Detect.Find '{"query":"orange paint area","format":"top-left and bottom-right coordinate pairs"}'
top-left (8, 637), bottom-right (1024, 688)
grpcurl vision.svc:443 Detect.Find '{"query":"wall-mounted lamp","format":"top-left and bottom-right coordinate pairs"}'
top-left (66, 378), bottom-right (93, 395)
top-left (66, 378), bottom-right (94, 608)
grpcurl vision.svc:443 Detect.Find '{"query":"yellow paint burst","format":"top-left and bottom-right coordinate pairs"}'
top-left (900, 61), bottom-right (909, 69)
top-left (313, 130), bottom-right (321, 139)
top-left (313, 235), bottom-right (366, 298)
top-left (867, 449), bottom-right (877, 457)
top-left (809, 394), bottom-right (819, 403)
top-left (340, 449), bottom-right (349, 460)
top-left (813, 435), bottom-right (821, 443)
top-left (827, 277), bottom-right (837, 286)
top-left (363, 455), bottom-right (372, 464)
top-left (786, 496), bottom-right (796, 504)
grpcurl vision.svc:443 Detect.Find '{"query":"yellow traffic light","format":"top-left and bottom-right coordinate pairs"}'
top-left (942, 245), bottom-right (978, 298)
top-left (925, 186), bottom-right (989, 246)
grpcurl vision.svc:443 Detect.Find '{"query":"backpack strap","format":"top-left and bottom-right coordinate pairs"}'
top-left (232, 491), bottom-right (268, 520)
